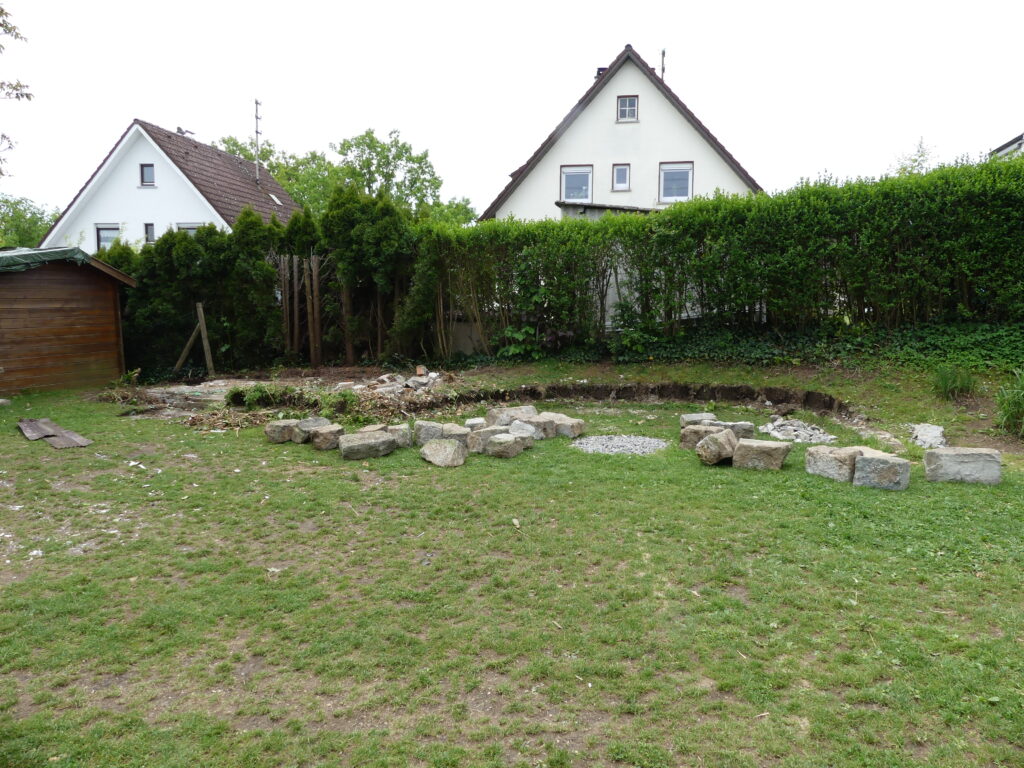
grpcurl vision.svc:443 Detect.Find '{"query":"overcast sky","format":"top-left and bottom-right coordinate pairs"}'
top-left (2, 0), bottom-right (1022, 216)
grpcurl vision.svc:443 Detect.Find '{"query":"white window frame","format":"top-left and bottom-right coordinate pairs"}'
top-left (659, 162), bottom-right (693, 203)
top-left (617, 95), bottom-right (638, 122)
top-left (177, 222), bottom-right (203, 236)
top-left (560, 165), bottom-right (593, 203)
top-left (612, 164), bottom-right (630, 191)
top-left (95, 224), bottom-right (120, 251)
top-left (140, 163), bottom-right (155, 186)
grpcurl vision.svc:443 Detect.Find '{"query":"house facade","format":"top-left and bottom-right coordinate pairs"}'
top-left (481, 45), bottom-right (760, 221)
top-left (40, 120), bottom-right (300, 253)
top-left (991, 132), bottom-right (1023, 159)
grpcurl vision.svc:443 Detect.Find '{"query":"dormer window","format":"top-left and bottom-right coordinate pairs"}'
top-left (140, 164), bottom-right (155, 186)
top-left (617, 95), bottom-right (638, 121)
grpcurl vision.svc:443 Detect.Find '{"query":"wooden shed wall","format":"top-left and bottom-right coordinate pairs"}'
top-left (0, 261), bottom-right (126, 394)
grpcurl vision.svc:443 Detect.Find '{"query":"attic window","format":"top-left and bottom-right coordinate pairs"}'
top-left (617, 95), bottom-right (638, 121)
top-left (268, 193), bottom-right (282, 205)
top-left (140, 164), bottom-right (155, 186)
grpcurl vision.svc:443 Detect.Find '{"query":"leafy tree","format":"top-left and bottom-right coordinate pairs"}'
top-left (891, 137), bottom-right (933, 176)
top-left (332, 129), bottom-right (441, 216)
top-left (0, 193), bottom-right (56, 246)
top-left (0, 6), bottom-right (33, 175)
top-left (424, 196), bottom-right (477, 226)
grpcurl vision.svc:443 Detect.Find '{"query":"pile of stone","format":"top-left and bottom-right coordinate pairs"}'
top-left (262, 404), bottom-right (585, 469)
top-left (758, 416), bottom-right (837, 444)
top-left (679, 412), bottom-right (792, 470)
top-left (333, 365), bottom-right (445, 400)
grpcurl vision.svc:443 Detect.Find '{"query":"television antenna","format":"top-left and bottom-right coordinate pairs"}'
top-left (254, 98), bottom-right (262, 182)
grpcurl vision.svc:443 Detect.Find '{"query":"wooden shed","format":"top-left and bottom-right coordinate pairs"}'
top-left (1, 247), bottom-right (136, 394)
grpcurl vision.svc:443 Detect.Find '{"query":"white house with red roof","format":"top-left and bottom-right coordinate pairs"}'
top-left (480, 45), bottom-right (761, 221)
top-left (40, 120), bottom-right (300, 254)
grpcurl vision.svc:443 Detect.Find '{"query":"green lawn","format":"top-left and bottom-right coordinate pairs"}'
top-left (0, 377), bottom-right (1021, 767)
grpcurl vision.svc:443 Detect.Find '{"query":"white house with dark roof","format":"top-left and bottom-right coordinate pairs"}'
top-left (40, 119), bottom-right (300, 254)
top-left (991, 131), bottom-right (1023, 159)
top-left (480, 45), bottom-right (761, 221)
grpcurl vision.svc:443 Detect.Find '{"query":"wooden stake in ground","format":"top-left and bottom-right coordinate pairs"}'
top-left (173, 323), bottom-right (201, 373)
top-left (196, 302), bottom-right (215, 376)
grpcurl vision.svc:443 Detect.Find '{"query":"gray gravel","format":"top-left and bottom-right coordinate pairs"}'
top-left (571, 435), bottom-right (669, 455)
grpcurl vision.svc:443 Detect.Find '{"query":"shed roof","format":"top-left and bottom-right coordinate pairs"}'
top-left (0, 246), bottom-right (136, 286)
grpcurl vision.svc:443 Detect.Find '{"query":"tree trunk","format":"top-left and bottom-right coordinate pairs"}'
top-left (303, 258), bottom-right (314, 366)
top-left (291, 254), bottom-right (300, 354)
top-left (341, 281), bottom-right (355, 365)
top-left (311, 252), bottom-right (322, 366)
top-left (279, 255), bottom-right (290, 354)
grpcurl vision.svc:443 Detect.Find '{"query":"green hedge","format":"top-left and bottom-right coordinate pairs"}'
top-left (401, 157), bottom-right (1024, 362)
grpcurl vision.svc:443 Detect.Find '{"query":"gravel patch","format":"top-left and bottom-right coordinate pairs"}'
top-left (571, 435), bottom-right (669, 455)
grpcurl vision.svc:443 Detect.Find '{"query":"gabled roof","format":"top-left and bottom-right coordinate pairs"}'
top-left (41, 119), bottom-right (301, 246)
top-left (991, 131), bottom-right (1023, 157)
top-left (480, 45), bottom-right (762, 220)
top-left (135, 120), bottom-right (300, 225)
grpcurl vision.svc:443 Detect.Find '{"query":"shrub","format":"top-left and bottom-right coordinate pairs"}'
top-left (996, 370), bottom-right (1024, 437)
top-left (932, 365), bottom-right (977, 400)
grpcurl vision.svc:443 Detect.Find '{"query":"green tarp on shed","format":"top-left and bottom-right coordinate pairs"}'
top-left (0, 246), bottom-right (91, 273)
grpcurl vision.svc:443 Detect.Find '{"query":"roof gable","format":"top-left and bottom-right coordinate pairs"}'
top-left (40, 120), bottom-right (301, 246)
top-left (135, 120), bottom-right (301, 225)
top-left (480, 45), bottom-right (761, 220)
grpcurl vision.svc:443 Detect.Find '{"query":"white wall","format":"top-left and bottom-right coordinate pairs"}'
top-left (41, 126), bottom-right (226, 253)
top-left (495, 60), bottom-right (754, 221)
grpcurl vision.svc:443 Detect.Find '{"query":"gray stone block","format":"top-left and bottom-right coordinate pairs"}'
top-left (805, 445), bottom-right (862, 482)
top-left (538, 411), bottom-right (586, 438)
top-left (924, 447), bottom-right (1001, 485)
top-left (420, 438), bottom-right (468, 467)
top-left (680, 412), bottom-right (718, 427)
top-left (264, 419), bottom-right (299, 444)
top-left (310, 424), bottom-right (346, 451)
top-left (441, 423), bottom-right (471, 446)
top-left (467, 425), bottom-right (510, 453)
top-left (695, 429), bottom-right (738, 465)
top-left (484, 433), bottom-right (524, 458)
top-left (702, 420), bottom-right (756, 439)
top-left (387, 423), bottom-right (412, 448)
top-left (464, 417), bottom-right (487, 431)
top-left (732, 438), bottom-right (792, 470)
top-left (853, 455), bottom-right (911, 490)
top-left (485, 405), bottom-right (539, 427)
top-left (337, 431), bottom-right (398, 460)
top-left (413, 420), bottom-right (443, 446)
top-left (358, 423), bottom-right (388, 433)
top-left (291, 416), bottom-right (332, 444)
top-left (679, 425), bottom-right (725, 450)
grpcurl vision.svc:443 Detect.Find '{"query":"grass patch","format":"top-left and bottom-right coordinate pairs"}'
top-left (932, 365), bottom-right (977, 401)
top-left (996, 370), bottom-right (1024, 438)
top-left (0, 381), bottom-right (1021, 767)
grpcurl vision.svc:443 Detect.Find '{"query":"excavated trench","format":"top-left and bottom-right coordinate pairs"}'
top-left (392, 381), bottom-right (849, 417)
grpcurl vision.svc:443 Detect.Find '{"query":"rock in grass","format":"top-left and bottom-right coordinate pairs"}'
top-left (420, 438), bottom-right (467, 467)
top-left (695, 429), bottom-right (738, 465)
top-left (337, 431), bottom-right (398, 460)
top-left (701, 420), bottom-right (756, 440)
top-left (265, 419), bottom-right (299, 443)
top-left (441, 423), bottom-right (471, 447)
top-left (291, 416), bottom-right (332, 444)
top-left (679, 425), bottom-right (725, 450)
top-left (805, 445), bottom-right (863, 482)
top-left (519, 415), bottom-right (557, 438)
top-left (387, 423), bottom-right (412, 448)
top-left (924, 447), bottom-right (1001, 485)
top-left (680, 412), bottom-right (717, 427)
top-left (413, 420), bottom-right (443, 446)
top-left (538, 411), bottom-right (586, 438)
top-left (485, 405), bottom-right (538, 427)
top-left (358, 423), bottom-right (388, 433)
top-left (0, 399), bottom-right (11, 407)
top-left (310, 424), bottom-right (345, 451)
top-left (853, 455), bottom-right (910, 491)
top-left (732, 438), bottom-right (792, 470)
top-left (464, 417), bottom-right (487, 431)
top-left (509, 420), bottom-right (542, 441)
top-left (485, 433), bottom-right (524, 458)
top-left (467, 426), bottom-right (510, 454)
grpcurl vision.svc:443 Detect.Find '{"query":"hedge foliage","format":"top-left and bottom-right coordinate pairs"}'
top-left (114, 156), bottom-right (1024, 375)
